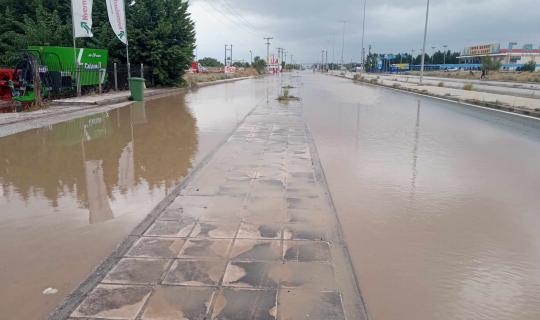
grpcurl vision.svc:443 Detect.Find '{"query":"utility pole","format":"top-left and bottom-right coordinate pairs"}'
top-left (321, 50), bottom-right (325, 72)
top-left (340, 20), bottom-right (347, 69)
top-left (277, 47), bottom-right (283, 67)
top-left (411, 49), bottom-right (415, 66)
top-left (419, 0), bottom-right (430, 85)
top-left (325, 51), bottom-right (328, 72)
top-left (224, 44), bottom-right (233, 66)
top-left (361, 0), bottom-right (367, 69)
top-left (249, 50), bottom-right (253, 65)
top-left (431, 46), bottom-right (436, 64)
top-left (264, 37), bottom-right (273, 64)
top-left (442, 44), bottom-right (448, 65)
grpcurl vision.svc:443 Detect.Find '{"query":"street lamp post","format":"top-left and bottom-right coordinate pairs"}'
top-left (361, 0), bottom-right (367, 69)
top-left (249, 50), bottom-right (253, 65)
top-left (419, 0), bottom-right (430, 85)
top-left (340, 20), bottom-right (347, 69)
top-left (431, 46), bottom-right (437, 64)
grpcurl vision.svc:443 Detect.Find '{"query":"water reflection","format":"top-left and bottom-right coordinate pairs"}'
top-left (0, 95), bottom-right (197, 224)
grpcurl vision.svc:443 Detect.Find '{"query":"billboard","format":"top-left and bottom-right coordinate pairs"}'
top-left (27, 46), bottom-right (108, 86)
top-left (463, 43), bottom-right (500, 56)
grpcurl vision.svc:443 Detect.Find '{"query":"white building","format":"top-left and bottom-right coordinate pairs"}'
top-left (458, 42), bottom-right (540, 70)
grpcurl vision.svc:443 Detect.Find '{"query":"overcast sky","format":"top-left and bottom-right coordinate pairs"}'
top-left (188, 0), bottom-right (539, 64)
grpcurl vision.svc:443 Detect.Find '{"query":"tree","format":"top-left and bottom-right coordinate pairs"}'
top-left (232, 61), bottom-right (250, 68)
top-left (521, 60), bottom-right (536, 72)
top-left (0, 0), bottom-right (195, 85)
top-left (481, 56), bottom-right (501, 72)
top-left (199, 57), bottom-right (223, 67)
top-left (252, 56), bottom-right (266, 74)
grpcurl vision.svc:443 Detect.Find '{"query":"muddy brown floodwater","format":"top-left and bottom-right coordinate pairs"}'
top-left (0, 77), bottom-right (277, 319)
top-left (301, 73), bottom-right (540, 320)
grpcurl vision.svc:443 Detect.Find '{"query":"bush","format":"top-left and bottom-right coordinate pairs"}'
top-left (521, 61), bottom-right (536, 72)
top-left (438, 82), bottom-right (444, 87)
top-left (463, 83), bottom-right (474, 91)
top-left (481, 56), bottom-right (501, 71)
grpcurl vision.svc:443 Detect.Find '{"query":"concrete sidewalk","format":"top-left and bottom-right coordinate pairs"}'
top-left (53, 94), bottom-right (368, 319)
top-left (51, 88), bottom-right (179, 106)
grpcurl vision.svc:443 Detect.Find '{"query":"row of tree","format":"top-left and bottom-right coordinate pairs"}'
top-left (0, 0), bottom-right (196, 85)
top-left (198, 56), bottom-right (267, 74)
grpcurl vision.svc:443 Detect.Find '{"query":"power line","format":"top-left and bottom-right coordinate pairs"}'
top-left (200, 0), bottom-right (259, 36)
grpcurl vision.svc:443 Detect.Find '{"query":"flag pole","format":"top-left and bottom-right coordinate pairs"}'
top-left (126, 41), bottom-right (130, 78)
top-left (71, 0), bottom-right (81, 96)
top-left (124, 0), bottom-right (130, 78)
top-left (71, 0), bottom-right (77, 68)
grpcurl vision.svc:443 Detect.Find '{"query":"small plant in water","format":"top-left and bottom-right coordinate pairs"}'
top-left (278, 85), bottom-right (300, 101)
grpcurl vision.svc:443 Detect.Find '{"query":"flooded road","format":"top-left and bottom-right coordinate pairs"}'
top-left (0, 77), bottom-right (276, 319)
top-left (302, 73), bottom-right (540, 320)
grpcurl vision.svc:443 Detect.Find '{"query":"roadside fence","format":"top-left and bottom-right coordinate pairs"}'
top-left (37, 62), bottom-right (155, 99)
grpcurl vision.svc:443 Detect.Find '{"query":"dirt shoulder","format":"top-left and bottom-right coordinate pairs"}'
top-left (404, 70), bottom-right (540, 83)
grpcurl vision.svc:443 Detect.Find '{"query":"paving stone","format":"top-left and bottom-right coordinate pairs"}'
top-left (65, 99), bottom-right (366, 320)
top-left (157, 208), bottom-right (184, 221)
top-left (218, 180), bottom-right (252, 197)
top-left (145, 220), bottom-right (195, 238)
top-left (169, 195), bottom-right (210, 209)
top-left (102, 258), bottom-right (170, 285)
top-left (287, 209), bottom-right (332, 225)
top-left (211, 288), bottom-right (277, 320)
top-left (245, 196), bottom-right (287, 217)
top-left (282, 225), bottom-right (329, 242)
top-left (286, 187), bottom-right (320, 199)
top-left (141, 286), bottom-right (214, 319)
top-left (237, 222), bottom-right (282, 239)
top-left (286, 196), bottom-right (325, 210)
top-left (190, 222), bottom-right (239, 239)
top-left (126, 238), bottom-right (185, 258)
top-left (230, 239), bottom-right (282, 261)
top-left (179, 239), bottom-right (232, 259)
top-left (163, 260), bottom-right (227, 286)
top-left (222, 261), bottom-right (279, 289)
top-left (279, 262), bottom-right (337, 291)
top-left (278, 290), bottom-right (345, 320)
top-left (72, 284), bottom-right (152, 319)
top-left (283, 241), bottom-right (331, 262)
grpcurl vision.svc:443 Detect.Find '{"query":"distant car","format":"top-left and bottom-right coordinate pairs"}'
top-left (444, 67), bottom-right (459, 72)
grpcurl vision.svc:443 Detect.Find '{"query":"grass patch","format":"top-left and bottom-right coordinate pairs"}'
top-left (463, 83), bottom-right (474, 91)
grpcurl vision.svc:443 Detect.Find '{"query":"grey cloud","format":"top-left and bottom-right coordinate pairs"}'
top-left (190, 0), bottom-right (539, 63)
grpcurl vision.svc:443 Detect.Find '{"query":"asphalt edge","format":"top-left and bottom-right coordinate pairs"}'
top-left (48, 77), bottom-right (274, 320)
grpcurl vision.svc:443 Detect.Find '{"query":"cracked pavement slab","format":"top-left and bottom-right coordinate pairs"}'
top-left (61, 94), bottom-right (368, 319)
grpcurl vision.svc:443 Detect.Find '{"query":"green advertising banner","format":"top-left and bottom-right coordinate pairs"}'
top-left (27, 46), bottom-right (108, 86)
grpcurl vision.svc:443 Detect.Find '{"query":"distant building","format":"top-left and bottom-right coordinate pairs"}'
top-left (458, 42), bottom-right (540, 70)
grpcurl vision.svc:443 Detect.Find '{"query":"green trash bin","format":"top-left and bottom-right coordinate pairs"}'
top-left (128, 77), bottom-right (146, 101)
